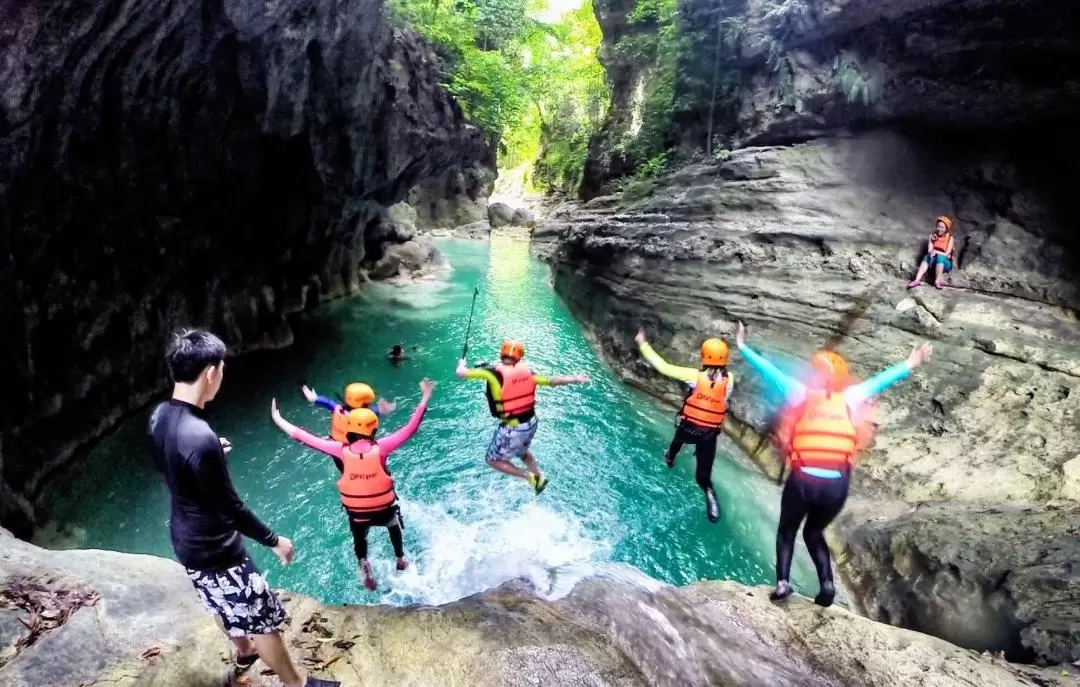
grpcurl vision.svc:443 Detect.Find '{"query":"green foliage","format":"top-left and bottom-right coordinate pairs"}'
top-left (714, 148), bottom-right (731, 162)
top-left (389, 0), bottom-right (608, 195)
top-left (635, 152), bottom-right (670, 179)
top-left (610, 0), bottom-right (746, 175)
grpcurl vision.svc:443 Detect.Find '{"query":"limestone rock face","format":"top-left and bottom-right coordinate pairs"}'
top-left (536, 131), bottom-right (1080, 663)
top-left (0, 0), bottom-right (489, 536)
top-left (2, 532), bottom-right (1067, 687)
top-left (581, 0), bottom-right (1080, 195)
top-left (408, 160), bottom-right (497, 230)
top-left (488, 201), bottom-right (516, 228)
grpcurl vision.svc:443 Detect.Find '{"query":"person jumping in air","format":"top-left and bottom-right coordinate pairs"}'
top-left (635, 328), bottom-right (733, 523)
top-left (456, 340), bottom-right (589, 495)
top-left (735, 322), bottom-right (932, 607)
top-left (301, 382), bottom-right (396, 442)
top-left (908, 215), bottom-right (956, 290)
top-left (272, 379), bottom-right (434, 591)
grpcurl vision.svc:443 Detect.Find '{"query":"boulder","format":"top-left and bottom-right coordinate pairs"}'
top-left (488, 202), bottom-right (516, 228)
top-left (368, 237), bottom-right (447, 280)
top-left (511, 208), bottom-right (536, 227)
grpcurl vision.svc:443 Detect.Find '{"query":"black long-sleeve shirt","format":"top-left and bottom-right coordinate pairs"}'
top-left (149, 399), bottom-right (278, 570)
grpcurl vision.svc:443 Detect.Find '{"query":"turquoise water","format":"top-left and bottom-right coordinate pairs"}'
top-left (37, 235), bottom-right (815, 605)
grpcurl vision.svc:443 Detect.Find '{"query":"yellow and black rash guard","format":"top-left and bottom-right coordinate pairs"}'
top-left (464, 366), bottom-right (551, 425)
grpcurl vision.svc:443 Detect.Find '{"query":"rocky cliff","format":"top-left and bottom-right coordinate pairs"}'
top-left (2, 529), bottom-right (1069, 687)
top-left (0, 0), bottom-right (489, 537)
top-left (537, 0), bottom-right (1080, 663)
top-left (581, 0), bottom-right (1080, 194)
top-left (538, 130), bottom-right (1080, 665)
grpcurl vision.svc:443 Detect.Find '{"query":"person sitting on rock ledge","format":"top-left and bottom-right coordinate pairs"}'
top-left (272, 379), bottom-right (434, 592)
top-left (149, 329), bottom-right (339, 687)
top-left (736, 322), bottom-right (932, 608)
top-left (634, 328), bottom-right (734, 523)
top-left (301, 381), bottom-right (396, 441)
top-left (908, 215), bottom-right (956, 290)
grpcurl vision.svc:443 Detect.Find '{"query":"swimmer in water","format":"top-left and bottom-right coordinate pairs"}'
top-left (388, 345), bottom-right (408, 365)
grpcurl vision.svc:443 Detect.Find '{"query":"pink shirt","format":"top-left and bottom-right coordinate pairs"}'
top-left (281, 399), bottom-right (428, 467)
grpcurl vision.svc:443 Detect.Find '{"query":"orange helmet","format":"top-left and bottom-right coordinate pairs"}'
top-left (344, 382), bottom-right (375, 408)
top-left (700, 338), bottom-right (729, 367)
top-left (344, 408), bottom-right (379, 438)
top-left (500, 339), bottom-right (525, 363)
top-left (936, 215), bottom-right (953, 232)
top-left (810, 350), bottom-right (850, 391)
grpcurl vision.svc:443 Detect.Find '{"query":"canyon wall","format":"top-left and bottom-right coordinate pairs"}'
top-left (541, 0), bottom-right (1080, 665)
top-left (0, 0), bottom-right (489, 537)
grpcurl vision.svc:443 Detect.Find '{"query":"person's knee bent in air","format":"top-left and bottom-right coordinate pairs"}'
top-left (457, 339), bottom-right (589, 495)
top-left (634, 328), bottom-right (735, 523)
top-left (736, 321), bottom-right (932, 606)
top-left (273, 379), bottom-right (434, 591)
top-left (909, 215), bottom-right (956, 290)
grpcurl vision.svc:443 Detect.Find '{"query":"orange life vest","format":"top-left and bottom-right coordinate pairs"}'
top-left (336, 444), bottom-right (396, 514)
top-left (930, 232), bottom-right (954, 256)
top-left (788, 390), bottom-right (858, 472)
top-left (680, 370), bottom-right (729, 429)
top-left (329, 408), bottom-right (349, 443)
top-left (494, 363), bottom-right (537, 421)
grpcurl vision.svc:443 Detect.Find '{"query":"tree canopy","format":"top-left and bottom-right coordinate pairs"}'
top-left (389, 0), bottom-right (608, 194)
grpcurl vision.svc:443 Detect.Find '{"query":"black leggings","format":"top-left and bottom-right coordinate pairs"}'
top-left (776, 470), bottom-right (850, 585)
top-left (667, 420), bottom-right (719, 492)
top-left (347, 507), bottom-right (405, 562)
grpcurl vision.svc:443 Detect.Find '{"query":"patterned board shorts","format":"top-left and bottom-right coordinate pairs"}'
top-left (186, 557), bottom-right (287, 637)
top-left (486, 417), bottom-right (539, 463)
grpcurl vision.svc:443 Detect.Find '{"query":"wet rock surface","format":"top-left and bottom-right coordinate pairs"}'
top-left (3, 532), bottom-right (1069, 687)
top-left (0, 0), bottom-right (489, 536)
top-left (537, 131), bottom-right (1080, 663)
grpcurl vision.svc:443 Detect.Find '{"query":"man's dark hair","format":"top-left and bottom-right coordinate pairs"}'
top-left (391, 345), bottom-right (403, 354)
top-left (166, 329), bottom-right (227, 383)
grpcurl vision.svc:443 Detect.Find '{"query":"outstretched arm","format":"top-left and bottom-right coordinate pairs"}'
top-left (302, 385), bottom-right (339, 412)
top-left (635, 329), bottom-right (698, 384)
top-left (846, 343), bottom-right (932, 409)
top-left (270, 399), bottom-right (344, 459)
top-left (735, 322), bottom-right (806, 404)
top-left (379, 380), bottom-right (434, 456)
top-left (541, 373), bottom-right (589, 387)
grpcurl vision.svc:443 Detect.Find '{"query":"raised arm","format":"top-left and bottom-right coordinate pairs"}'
top-left (302, 384), bottom-right (339, 412)
top-left (846, 343), bottom-right (932, 409)
top-left (270, 398), bottom-right (344, 459)
top-left (635, 329), bottom-right (698, 384)
top-left (735, 322), bottom-right (806, 404)
top-left (378, 380), bottom-right (434, 456)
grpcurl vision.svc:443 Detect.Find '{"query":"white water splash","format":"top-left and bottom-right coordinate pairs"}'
top-left (377, 499), bottom-right (610, 606)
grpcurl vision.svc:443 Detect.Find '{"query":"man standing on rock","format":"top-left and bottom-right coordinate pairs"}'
top-left (634, 328), bottom-right (733, 523)
top-left (735, 322), bottom-right (932, 608)
top-left (149, 329), bottom-right (338, 687)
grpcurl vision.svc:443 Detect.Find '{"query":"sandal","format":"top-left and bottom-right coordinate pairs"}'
top-left (234, 652), bottom-right (258, 674)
